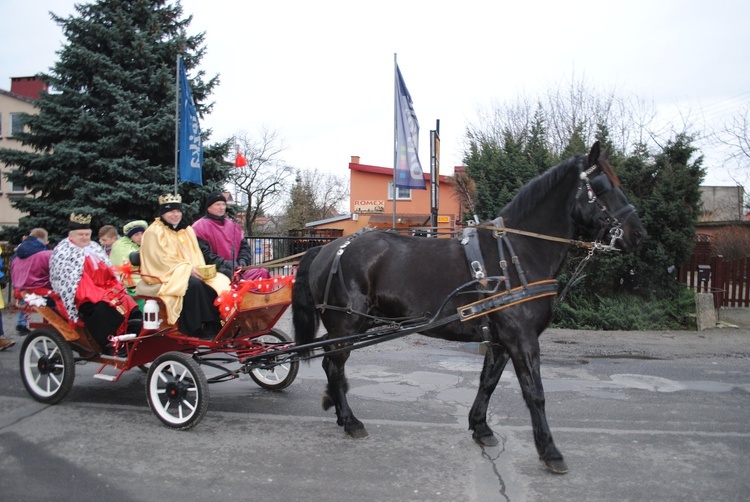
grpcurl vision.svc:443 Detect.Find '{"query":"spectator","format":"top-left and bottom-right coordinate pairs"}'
top-left (0, 256), bottom-right (13, 351)
top-left (192, 192), bottom-right (270, 281)
top-left (140, 194), bottom-right (230, 338)
top-left (98, 225), bottom-right (119, 255)
top-left (50, 213), bottom-right (141, 354)
top-left (110, 220), bottom-right (148, 310)
top-left (10, 228), bottom-right (53, 335)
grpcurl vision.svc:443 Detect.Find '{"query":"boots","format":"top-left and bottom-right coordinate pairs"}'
top-left (0, 337), bottom-right (16, 351)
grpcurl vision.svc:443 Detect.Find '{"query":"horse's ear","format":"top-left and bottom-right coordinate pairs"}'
top-left (588, 141), bottom-right (601, 167)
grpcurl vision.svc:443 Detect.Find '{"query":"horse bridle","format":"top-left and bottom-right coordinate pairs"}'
top-left (472, 164), bottom-right (635, 253)
top-left (578, 164), bottom-right (637, 251)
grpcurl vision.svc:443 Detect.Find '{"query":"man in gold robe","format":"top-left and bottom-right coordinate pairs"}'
top-left (140, 194), bottom-right (230, 338)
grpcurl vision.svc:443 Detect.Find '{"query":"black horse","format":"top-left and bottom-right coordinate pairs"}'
top-left (292, 142), bottom-right (645, 474)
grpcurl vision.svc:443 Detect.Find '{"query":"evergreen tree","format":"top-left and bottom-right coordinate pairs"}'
top-left (623, 134), bottom-right (705, 296)
top-left (465, 124), bottom-right (553, 221)
top-left (0, 0), bottom-right (228, 242)
top-left (284, 172), bottom-right (319, 230)
top-left (524, 106), bottom-right (552, 171)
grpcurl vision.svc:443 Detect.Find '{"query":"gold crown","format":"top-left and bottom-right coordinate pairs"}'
top-left (158, 194), bottom-right (182, 205)
top-left (70, 212), bottom-right (92, 225)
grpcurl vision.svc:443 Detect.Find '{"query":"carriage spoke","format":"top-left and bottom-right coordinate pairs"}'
top-left (48, 373), bottom-right (62, 388)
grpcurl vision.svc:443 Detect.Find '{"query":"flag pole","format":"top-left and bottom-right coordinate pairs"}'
top-left (392, 53), bottom-right (398, 230)
top-left (234, 137), bottom-right (239, 208)
top-left (173, 54), bottom-right (180, 195)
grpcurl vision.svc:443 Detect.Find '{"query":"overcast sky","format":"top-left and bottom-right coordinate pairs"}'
top-left (1, 0), bottom-right (748, 186)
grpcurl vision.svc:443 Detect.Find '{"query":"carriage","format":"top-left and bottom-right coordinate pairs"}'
top-left (17, 273), bottom-right (300, 430)
top-left (17, 143), bottom-right (645, 474)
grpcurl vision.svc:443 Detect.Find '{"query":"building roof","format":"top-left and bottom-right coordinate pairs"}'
top-left (305, 214), bottom-right (351, 227)
top-left (0, 88), bottom-right (35, 104)
top-left (349, 161), bottom-right (454, 184)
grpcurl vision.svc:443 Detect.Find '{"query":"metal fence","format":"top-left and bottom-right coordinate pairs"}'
top-left (249, 229), bottom-right (459, 275)
top-left (248, 236), bottom-right (338, 275)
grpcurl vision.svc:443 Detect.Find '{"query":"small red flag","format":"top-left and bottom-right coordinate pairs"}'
top-left (234, 152), bottom-right (248, 168)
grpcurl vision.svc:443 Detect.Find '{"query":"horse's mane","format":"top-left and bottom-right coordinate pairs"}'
top-left (499, 155), bottom-right (582, 222)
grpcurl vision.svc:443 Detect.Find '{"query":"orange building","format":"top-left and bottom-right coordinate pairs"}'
top-left (306, 156), bottom-right (463, 237)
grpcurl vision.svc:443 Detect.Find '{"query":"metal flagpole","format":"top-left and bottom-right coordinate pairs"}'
top-left (173, 54), bottom-right (180, 195)
top-left (392, 53), bottom-right (398, 230)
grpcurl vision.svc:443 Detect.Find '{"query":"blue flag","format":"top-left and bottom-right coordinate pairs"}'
top-left (394, 64), bottom-right (426, 189)
top-left (178, 57), bottom-right (203, 186)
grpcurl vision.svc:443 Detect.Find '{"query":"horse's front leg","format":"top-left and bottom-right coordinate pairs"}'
top-left (321, 350), bottom-right (369, 439)
top-left (509, 339), bottom-right (568, 474)
top-left (469, 343), bottom-right (510, 447)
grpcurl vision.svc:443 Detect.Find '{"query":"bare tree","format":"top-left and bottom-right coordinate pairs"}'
top-left (449, 169), bottom-right (477, 224)
top-left (468, 75), bottom-right (663, 158)
top-left (283, 168), bottom-right (349, 231)
top-left (716, 103), bottom-right (750, 178)
top-left (229, 128), bottom-right (294, 234)
top-left (711, 225), bottom-right (750, 259)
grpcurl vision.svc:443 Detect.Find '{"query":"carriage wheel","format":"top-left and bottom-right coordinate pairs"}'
top-left (19, 328), bottom-right (76, 404)
top-left (249, 329), bottom-right (299, 390)
top-left (146, 352), bottom-right (209, 430)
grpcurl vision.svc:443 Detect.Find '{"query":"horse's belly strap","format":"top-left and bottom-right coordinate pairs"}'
top-left (457, 279), bottom-right (558, 321)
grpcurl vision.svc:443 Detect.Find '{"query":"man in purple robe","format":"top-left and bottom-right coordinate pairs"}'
top-left (192, 192), bottom-right (270, 281)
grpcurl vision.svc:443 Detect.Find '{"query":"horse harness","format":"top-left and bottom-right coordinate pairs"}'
top-left (459, 218), bottom-right (558, 320)
top-left (314, 164), bottom-right (630, 356)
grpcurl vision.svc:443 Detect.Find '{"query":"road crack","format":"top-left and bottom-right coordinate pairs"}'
top-left (481, 434), bottom-right (511, 502)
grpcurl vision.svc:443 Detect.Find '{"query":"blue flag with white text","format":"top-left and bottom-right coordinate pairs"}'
top-left (394, 64), bottom-right (426, 189)
top-left (178, 57), bottom-right (203, 186)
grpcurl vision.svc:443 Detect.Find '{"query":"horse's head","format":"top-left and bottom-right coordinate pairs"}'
top-left (572, 142), bottom-right (646, 252)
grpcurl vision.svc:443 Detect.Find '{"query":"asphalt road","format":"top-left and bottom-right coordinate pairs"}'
top-left (0, 308), bottom-right (748, 501)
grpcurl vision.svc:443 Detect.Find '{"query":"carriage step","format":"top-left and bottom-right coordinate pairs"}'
top-left (93, 360), bottom-right (128, 382)
top-left (99, 354), bottom-right (128, 362)
top-left (92, 373), bottom-right (118, 382)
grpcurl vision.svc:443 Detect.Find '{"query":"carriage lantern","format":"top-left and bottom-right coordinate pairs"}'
top-left (143, 300), bottom-right (161, 329)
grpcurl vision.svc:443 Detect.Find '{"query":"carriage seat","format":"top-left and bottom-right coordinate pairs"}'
top-left (135, 279), bottom-right (161, 298)
top-left (17, 289), bottom-right (102, 354)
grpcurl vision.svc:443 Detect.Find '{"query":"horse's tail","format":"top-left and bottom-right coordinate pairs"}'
top-left (292, 246), bottom-right (323, 358)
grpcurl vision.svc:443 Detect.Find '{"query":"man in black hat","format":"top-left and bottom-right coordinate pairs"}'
top-left (192, 192), bottom-right (269, 281)
top-left (139, 194), bottom-right (230, 338)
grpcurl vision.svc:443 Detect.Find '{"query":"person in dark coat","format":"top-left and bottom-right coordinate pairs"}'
top-left (192, 192), bottom-right (270, 281)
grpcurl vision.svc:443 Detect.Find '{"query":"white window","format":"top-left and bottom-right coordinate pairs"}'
top-left (10, 113), bottom-right (24, 136)
top-left (10, 172), bottom-right (25, 193)
top-left (388, 182), bottom-right (411, 201)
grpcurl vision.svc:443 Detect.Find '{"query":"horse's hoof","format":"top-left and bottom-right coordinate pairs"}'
top-left (540, 457), bottom-right (568, 474)
top-left (346, 427), bottom-right (369, 440)
top-left (473, 433), bottom-right (499, 447)
top-left (322, 392), bottom-right (333, 411)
